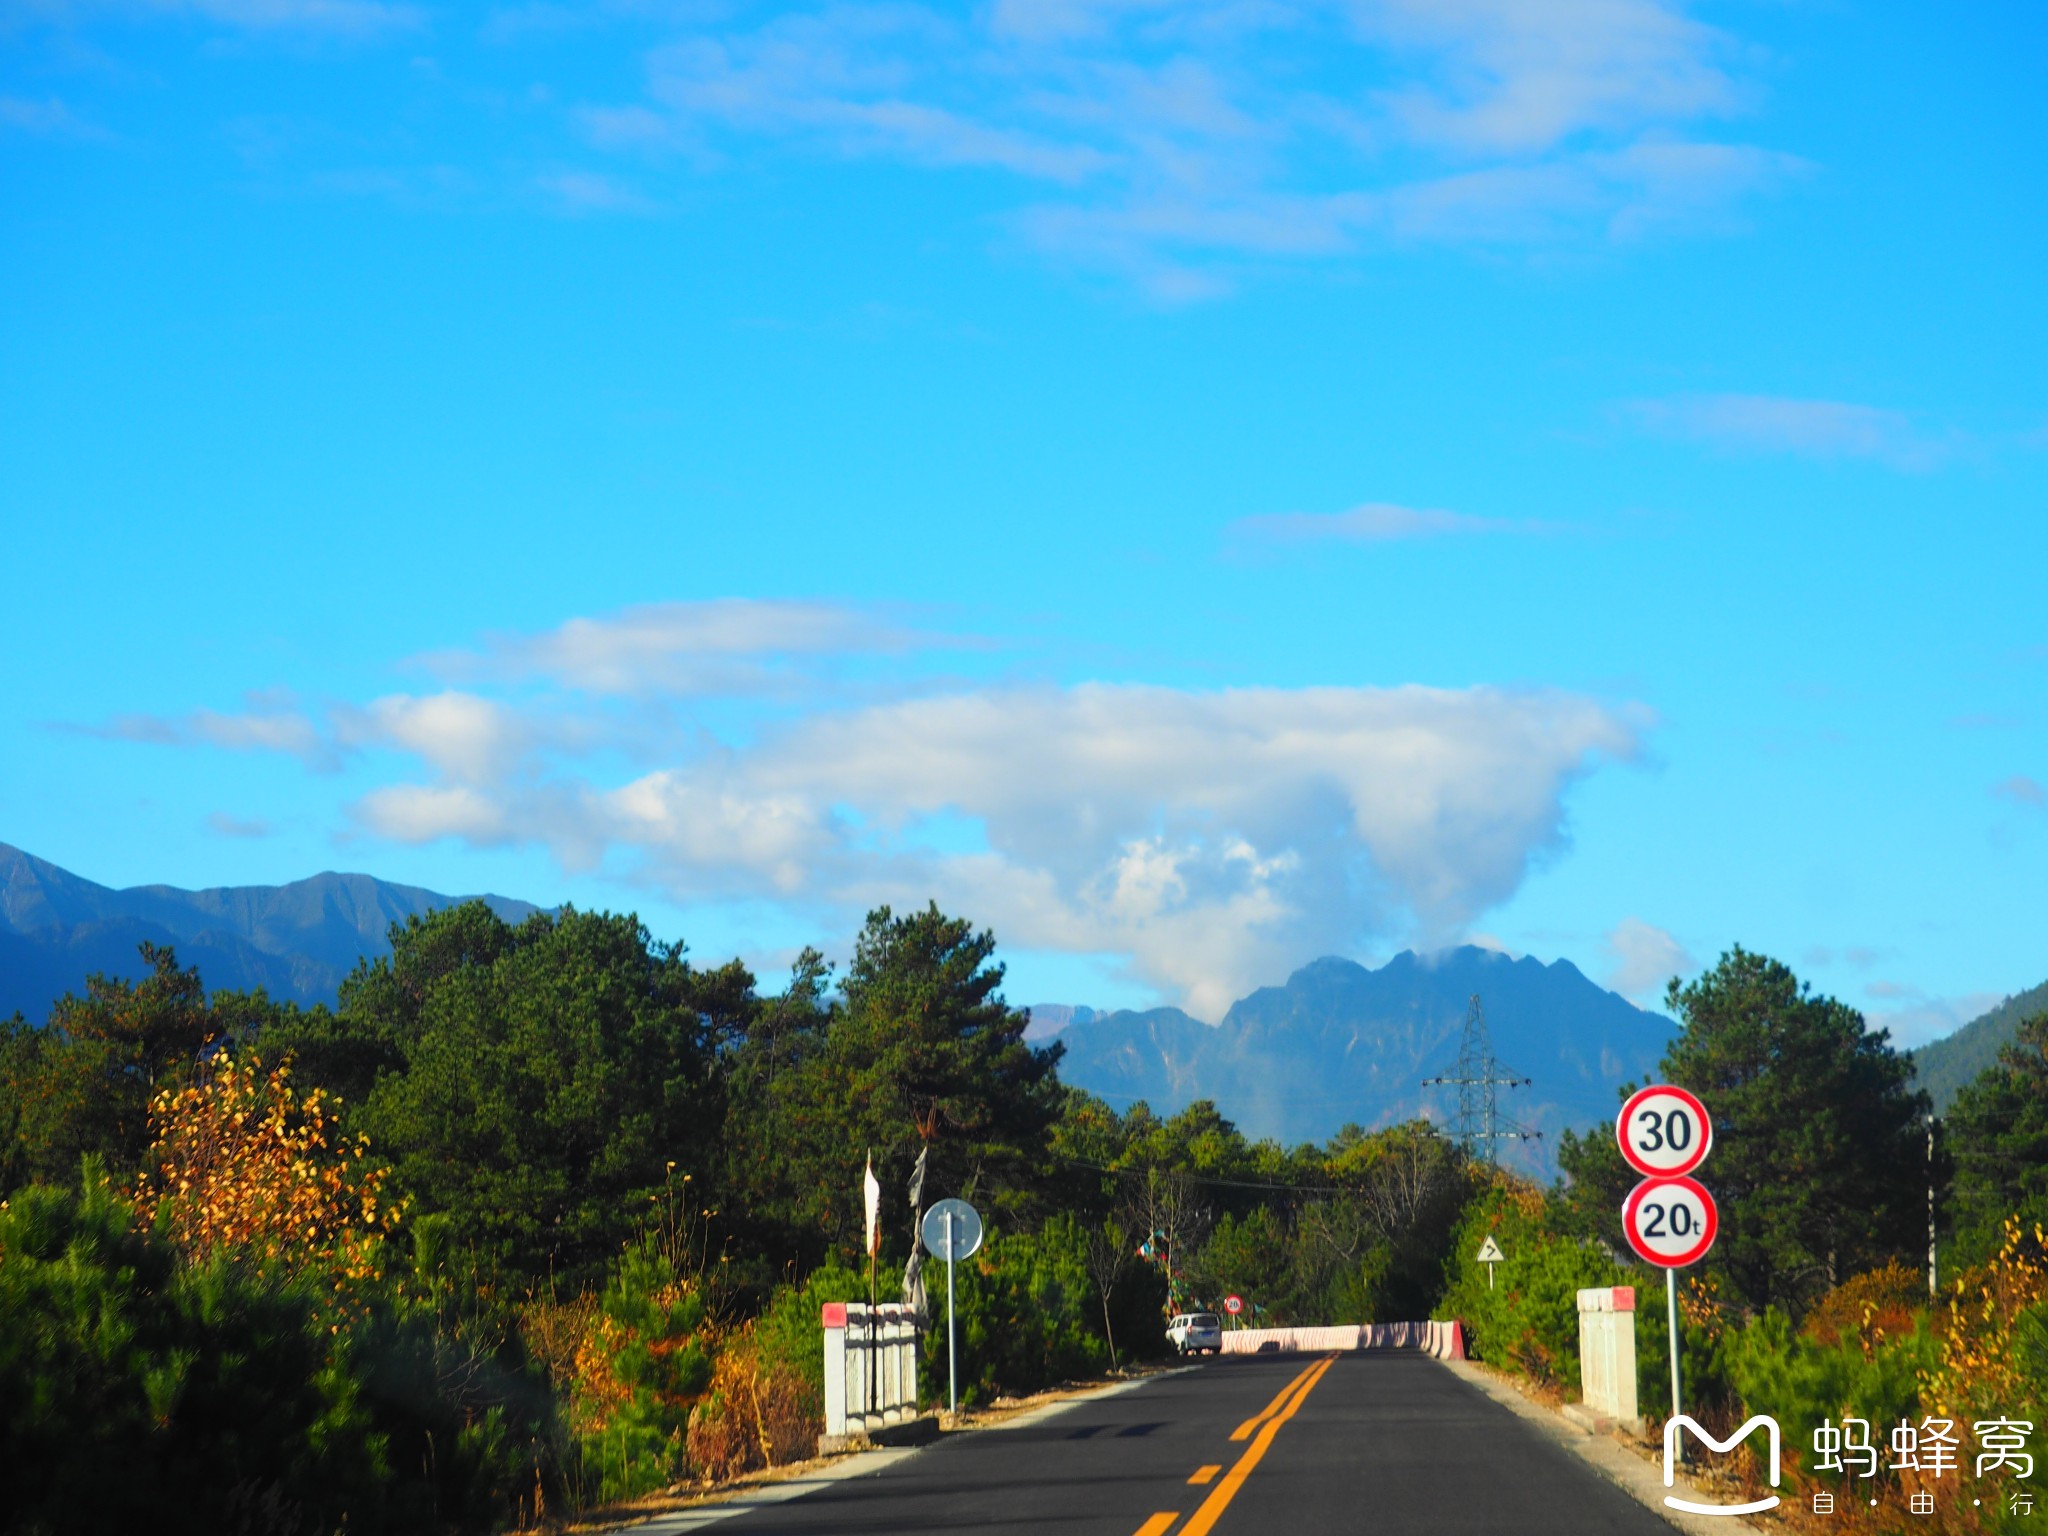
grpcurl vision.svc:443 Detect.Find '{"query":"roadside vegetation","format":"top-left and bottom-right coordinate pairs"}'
top-left (1, 911), bottom-right (2042, 1535)
top-left (1448, 951), bottom-right (2048, 1535)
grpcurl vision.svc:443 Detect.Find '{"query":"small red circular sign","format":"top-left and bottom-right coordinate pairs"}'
top-left (1621, 1175), bottom-right (1719, 1268)
top-left (1615, 1084), bottom-right (1714, 1179)
top-left (1223, 1294), bottom-right (1244, 1315)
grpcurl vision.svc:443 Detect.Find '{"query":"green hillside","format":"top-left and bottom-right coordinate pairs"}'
top-left (1913, 976), bottom-right (2048, 1112)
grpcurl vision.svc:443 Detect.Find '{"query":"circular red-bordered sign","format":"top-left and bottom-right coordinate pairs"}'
top-left (1621, 1175), bottom-right (1719, 1268)
top-left (1223, 1294), bottom-right (1244, 1316)
top-left (1615, 1084), bottom-right (1714, 1179)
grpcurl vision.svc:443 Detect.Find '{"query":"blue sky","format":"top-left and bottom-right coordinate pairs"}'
top-left (3, 0), bottom-right (2044, 1040)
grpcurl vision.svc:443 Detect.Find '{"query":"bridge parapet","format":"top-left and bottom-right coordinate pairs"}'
top-left (1217, 1321), bottom-right (1464, 1359)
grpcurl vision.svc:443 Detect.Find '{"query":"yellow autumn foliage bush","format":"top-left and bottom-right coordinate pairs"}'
top-left (133, 1051), bottom-right (402, 1301)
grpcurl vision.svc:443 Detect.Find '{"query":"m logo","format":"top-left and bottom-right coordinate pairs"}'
top-left (1662, 1414), bottom-right (1784, 1516)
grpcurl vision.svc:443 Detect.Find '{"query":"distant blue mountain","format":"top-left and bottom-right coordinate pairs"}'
top-left (0, 841), bottom-right (538, 1021)
top-left (1045, 948), bottom-right (1677, 1175)
top-left (1910, 977), bottom-right (2048, 1113)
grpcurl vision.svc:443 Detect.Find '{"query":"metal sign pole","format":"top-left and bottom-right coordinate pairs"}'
top-left (946, 1209), bottom-right (958, 1416)
top-left (1667, 1267), bottom-right (1682, 1429)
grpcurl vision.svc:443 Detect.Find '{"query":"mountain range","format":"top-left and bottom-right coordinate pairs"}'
top-left (3, 840), bottom-right (2034, 1161)
top-left (0, 841), bottom-right (536, 1021)
top-left (1036, 948), bottom-right (1676, 1175)
top-left (1909, 977), bottom-right (2048, 1113)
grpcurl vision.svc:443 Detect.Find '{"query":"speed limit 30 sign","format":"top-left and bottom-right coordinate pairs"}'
top-left (1621, 1174), bottom-right (1719, 1269)
top-left (1616, 1085), bottom-right (1713, 1179)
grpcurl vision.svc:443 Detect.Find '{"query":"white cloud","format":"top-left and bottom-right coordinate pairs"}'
top-left (186, 707), bottom-right (334, 762)
top-left (1628, 394), bottom-right (1950, 469)
top-left (577, 104), bottom-right (686, 151)
top-left (66, 700), bottom-right (341, 769)
top-left (423, 598), bottom-right (938, 695)
top-left (81, 690), bottom-right (547, 781)
top-left (205, 811), bottom-right (274, 839)
top-left (347, 679), bottom-right (1645, 1016)
top-left (1604, 915), bottom-right (1691, 1002)
top-left (185, 0), bottom-right (417, 27)
top-left (480, 1), bottom-right (588, 45)
top-left (336, 693), bottom-right (538, 785)
top-left (1231, 501), bottom-right (1530, 543)
top-left (535, 169), bottom-right (656, 215)
top-left (1368, 0), bottom-right (1740, 155)
top-left (38, 0), bottom-right (426, 33)
top-left (0, 94), bottom-right (110, 139)
top-left (642, 16), bottom-right (1113, 183)
top-left (1806, 943), bottom-right (1898, 971)
top-left (572, 0), bottom-right (1789, 292)
top-left (1865, 991), bottom-right (2005, 1052)
top-left (354, 783), bottom-right (515, 845)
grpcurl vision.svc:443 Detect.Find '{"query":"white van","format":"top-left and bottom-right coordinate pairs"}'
top-left (1167, 1312), bottom-right (1223, 1355)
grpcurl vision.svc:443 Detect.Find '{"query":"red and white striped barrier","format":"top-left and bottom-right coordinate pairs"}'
top-left (1216, 1320), bottom-right (1464, 1359)
top-left (1219, 1325), bottom-right (1361, 1354)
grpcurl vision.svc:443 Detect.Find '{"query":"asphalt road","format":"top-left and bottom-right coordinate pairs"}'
top-left (697, 1352), bottom-right (1683, 1536)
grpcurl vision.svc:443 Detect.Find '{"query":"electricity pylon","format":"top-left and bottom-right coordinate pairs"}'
top-left (1421, 994), bottom-right (1541, 1164)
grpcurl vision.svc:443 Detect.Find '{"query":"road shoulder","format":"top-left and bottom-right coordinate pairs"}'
top-left (581, 1366), bottom-right (1188, 1534)
top-left (1434, 1357), bottom-right (1770, 1536)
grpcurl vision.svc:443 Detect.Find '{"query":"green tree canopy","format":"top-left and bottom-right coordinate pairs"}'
top-left (0, 943), bottom-right (287, 1188)
top-left (1946, 1011), bottom-right (2048, 1267)
top-left (832, 904), bottom-right (1062, 1184)
top-left (721, 906), bottom-right (1062, 1271)
top-left (1558, 946), bottom-right (1931, 1318)
top-left (335, 903), bottom-right (732, 1287)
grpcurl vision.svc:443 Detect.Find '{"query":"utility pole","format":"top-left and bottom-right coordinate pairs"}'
top-left (1422, 994), bottom-right (1541, 1164)
top-left (1926, 1114), bottom-right (1938, 1301)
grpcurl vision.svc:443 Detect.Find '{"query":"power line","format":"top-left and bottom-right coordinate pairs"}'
top-left (1066, 1083), bottom-right (1459, 1111)
top-left (1047, 1148), bottom-right (1444, 1199)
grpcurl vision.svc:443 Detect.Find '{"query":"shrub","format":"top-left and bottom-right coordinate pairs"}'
top-left (134, 1051), bottom-right (402, 1298)
top-left (1801, 1260), bottom-right (1925, 1351)
top-left (1725, 1304), bottom-right (1934, 1494)
top-left (921, 1215), bottom-right (1106, 1405)
top-left (1437, 1175), bottom-right (1629, 1394)
top-left (556, 1236), bottom-right (715, 1502)
top-left (685, 1329), bottom-right (816, 1481)
top-left (754, 1262), bottom-right (866, 1405)
top-left (1924, 1220), bottom-right (2048, 1533)
top-left (0, 1175), bottom-right (381, 1535)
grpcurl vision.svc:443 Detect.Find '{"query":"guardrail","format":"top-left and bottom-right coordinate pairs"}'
top-left (1216, 1320), bottom-right (1465, 1359)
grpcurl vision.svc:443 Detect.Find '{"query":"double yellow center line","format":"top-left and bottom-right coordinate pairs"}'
top-left (1229, 1357), bottom-right (1325, 1442)
top-left (1132, 1353), bottom-right (1338, 1536)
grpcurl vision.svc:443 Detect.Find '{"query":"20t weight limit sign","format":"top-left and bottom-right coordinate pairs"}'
top-left (1616, 1084), bottom-right (1713, 1179)
top-left (1622, 1175), bottom-right (1719, 1269)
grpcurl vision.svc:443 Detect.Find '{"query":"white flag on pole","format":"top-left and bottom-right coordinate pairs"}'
top-left (864, 1157), bottom-right (882, 1258)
